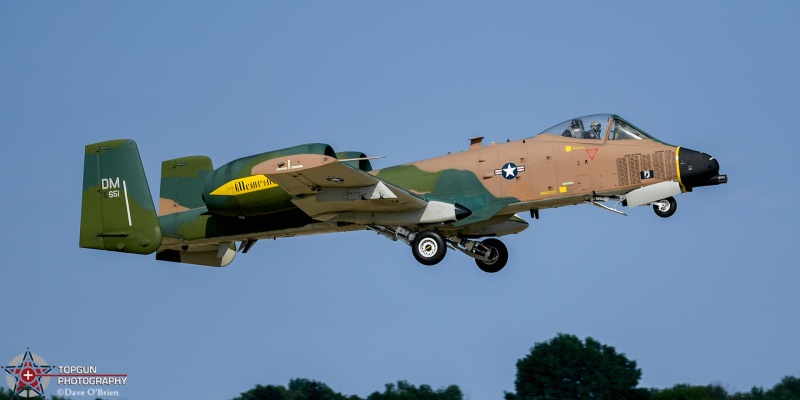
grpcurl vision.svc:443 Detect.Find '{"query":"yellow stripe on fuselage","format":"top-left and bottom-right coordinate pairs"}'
top-left (210, 175), bottom-right (279, 196)
top-left (675, 146), bottom-right (686, 192)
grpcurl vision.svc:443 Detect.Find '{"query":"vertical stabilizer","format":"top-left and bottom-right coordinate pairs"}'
top-left (159, 156), bottom-right (213, 215)
top-left (80, 139), bottom-right (162, 254)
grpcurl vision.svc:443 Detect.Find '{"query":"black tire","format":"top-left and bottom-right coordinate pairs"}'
top-left (653, 196), bottom-right (677, 218)
top-left (411, 231), bottom-right (446, 266)
top-left (475, 238), bottom-right (508, 273)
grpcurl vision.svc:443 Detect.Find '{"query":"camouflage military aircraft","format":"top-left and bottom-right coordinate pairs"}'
top-left (80, 114), bottom-right (727, 272)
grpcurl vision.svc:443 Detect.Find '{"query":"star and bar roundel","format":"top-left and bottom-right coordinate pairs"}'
top-left (494, 162), bottom-right (525, 180)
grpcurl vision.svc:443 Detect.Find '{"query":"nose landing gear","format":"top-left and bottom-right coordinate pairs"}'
top-left (651, 196), bottom-right (677, 218)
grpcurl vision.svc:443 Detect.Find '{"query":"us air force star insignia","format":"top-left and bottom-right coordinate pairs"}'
top-left (494, 163), bottom-right (525, 180)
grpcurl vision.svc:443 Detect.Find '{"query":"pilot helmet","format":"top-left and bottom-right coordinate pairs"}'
top-left (590, 121), bottom-right (601, 131)
top-left (570, 119), bottom-right (584, 130)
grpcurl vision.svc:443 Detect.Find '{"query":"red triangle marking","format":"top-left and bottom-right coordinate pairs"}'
top-left (586, 148), bottom-right (598, 160)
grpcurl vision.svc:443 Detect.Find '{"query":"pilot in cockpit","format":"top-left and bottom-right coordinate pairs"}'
top-left (561, 119), bottom-right (585, 139)
top-left (586, 120), bottom-right (602, 139)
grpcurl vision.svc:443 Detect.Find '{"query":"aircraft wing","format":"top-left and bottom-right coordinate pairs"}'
top-left (252, 154), bottom-right (466, 225)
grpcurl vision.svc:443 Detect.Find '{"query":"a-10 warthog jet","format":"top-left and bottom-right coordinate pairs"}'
top-left (80, 114), bottom-right (727, 272)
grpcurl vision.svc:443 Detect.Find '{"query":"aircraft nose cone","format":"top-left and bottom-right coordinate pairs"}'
top-left (678, 147), bottom-right (720, 188)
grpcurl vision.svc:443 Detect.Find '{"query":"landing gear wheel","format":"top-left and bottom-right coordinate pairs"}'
top-left (411, 231), bottom-right (446, 266)
top-left (653, 196), bottom-right (677, 218)
top-left (475, 238), bottom-right (508, 273)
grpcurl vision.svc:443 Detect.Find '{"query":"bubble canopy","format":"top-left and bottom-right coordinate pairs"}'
top-left (534, 114), bottom-right (666, 143)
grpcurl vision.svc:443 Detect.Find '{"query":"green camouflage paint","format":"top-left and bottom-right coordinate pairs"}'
top-left (80, 139), bottom-right (162, 254)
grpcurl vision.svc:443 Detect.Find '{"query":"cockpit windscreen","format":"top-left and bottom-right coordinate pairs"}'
top-left (534, 114), bottom-right (665, 143)
top-left (535, 114), bottom-right (611, 140)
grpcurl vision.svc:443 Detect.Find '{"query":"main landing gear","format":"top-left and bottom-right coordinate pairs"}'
top-left (411, 231), bottom-right (446, 265)
top-left (473, 238), bottom-right (508, 273)
top-left (368, 226), bottom-right (509, 273)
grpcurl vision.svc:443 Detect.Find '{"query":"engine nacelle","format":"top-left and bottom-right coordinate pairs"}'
top-left (336, 151), bottom-right (373, 172)
top-left (202, 143), bottom-right (337, 217)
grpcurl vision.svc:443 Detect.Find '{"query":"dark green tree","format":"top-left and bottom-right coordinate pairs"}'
top-left (233, 383), bottom-right (288, 400)
top-left (505, 333), bottom-right (645, 400)
top-left (286, 378), bottom-right (360, 400)
top-left (706, 384), bottom-right (732, 400)
top-left (764, 376), bottom-right (800, 400)
top-left (648, 383), bottom-right (731, 400)
top-left (366, 380), bottom-right (462, 400)
top-left (731, 387), bottom-right (766, 400)
top-left (727, 376), bottom-right (800, 400)
top-left (233, 379), bottom-right (360, 400)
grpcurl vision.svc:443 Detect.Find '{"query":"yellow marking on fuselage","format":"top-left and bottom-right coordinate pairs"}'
top-left (210, 175), bottom-right (279, 196)
top-left (540, 190), bottom-right (556, 195)
top-left (559, 186), bottom-right (567, 193)
top-left (675, 147), bottom-right (686, 192)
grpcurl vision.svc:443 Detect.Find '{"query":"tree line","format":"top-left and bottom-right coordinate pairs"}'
top-left (229, 333), bottom-right (799, 400)
top-left (228, 376), bottom-right (800, 400)
top-left (1, 334), bottom-right (797, 400)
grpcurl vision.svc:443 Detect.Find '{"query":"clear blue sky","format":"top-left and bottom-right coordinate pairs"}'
top-left (2, 2), bottom-right (798, 399)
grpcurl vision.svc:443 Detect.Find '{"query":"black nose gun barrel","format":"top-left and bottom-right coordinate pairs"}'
top-left (701, 174), bottom-right (728, 187)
